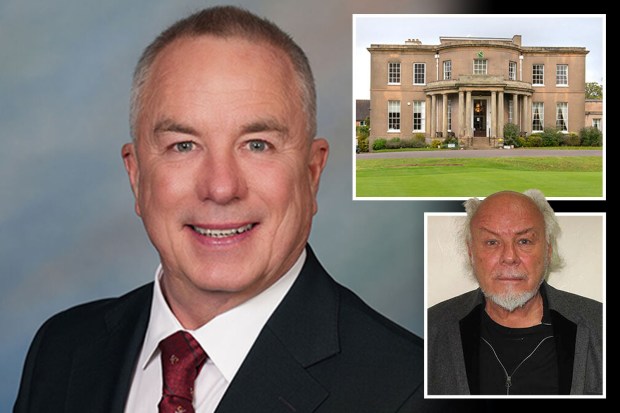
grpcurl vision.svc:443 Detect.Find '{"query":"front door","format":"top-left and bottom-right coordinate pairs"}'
top-left (473, 99), bottom-right (486, 137)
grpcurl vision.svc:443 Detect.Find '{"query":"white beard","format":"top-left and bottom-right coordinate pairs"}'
top-left (474, 256), bottom-right (549, 312)
top-left (482, 281), bottom-right (542, 312)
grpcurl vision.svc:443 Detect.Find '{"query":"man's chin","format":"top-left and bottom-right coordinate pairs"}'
top-left (483, 288), bottom-right (539, 312)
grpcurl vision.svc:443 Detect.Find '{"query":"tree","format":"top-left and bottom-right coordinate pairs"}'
top-left (585, 82), bottom-right (603, 99)
top-left (356, 117), bottom-right (370, 152)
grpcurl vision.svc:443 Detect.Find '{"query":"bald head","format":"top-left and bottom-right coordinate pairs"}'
top-left (461, 190), bottom-right (564, 293)
top-left (472, 191), bottom-right (545, 237)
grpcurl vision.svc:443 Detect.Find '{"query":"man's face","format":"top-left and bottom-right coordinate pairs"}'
top-left (123, 36), bottom-right (328, 304)
top-left (468, 192), bottom-right (551, 310)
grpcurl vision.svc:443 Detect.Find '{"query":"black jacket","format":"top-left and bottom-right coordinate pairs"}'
top-left (15, 246), bottom-right (430, 412)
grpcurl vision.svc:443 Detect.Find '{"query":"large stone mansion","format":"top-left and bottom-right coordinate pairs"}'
top-left (367, 35), bottom-right (594, 148)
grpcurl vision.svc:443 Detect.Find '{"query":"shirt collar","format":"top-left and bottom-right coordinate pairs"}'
top-left (139, 249), bottom-right (306, 382)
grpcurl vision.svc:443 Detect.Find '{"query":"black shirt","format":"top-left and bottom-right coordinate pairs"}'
top-left (479, 298), bottom-right (559, 395)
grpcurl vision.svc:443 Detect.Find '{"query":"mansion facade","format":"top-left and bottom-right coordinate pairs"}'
top-left (368, 35), bottom-right (589, 147)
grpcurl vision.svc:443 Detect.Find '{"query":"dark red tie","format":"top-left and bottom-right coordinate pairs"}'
top-left (158, 331), bottom-right (207, 413)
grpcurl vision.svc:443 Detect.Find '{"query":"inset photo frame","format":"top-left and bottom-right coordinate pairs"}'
top-left (424, 211), bottom-right (605, 398)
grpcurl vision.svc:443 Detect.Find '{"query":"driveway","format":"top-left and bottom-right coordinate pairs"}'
top-left (356, 149), bottom-right (603, 159)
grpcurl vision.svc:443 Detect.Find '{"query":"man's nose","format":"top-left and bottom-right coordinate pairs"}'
top-left (501, 242), bottom-right (520, 265)
top-left (198, 150), bottom-right (246, 204)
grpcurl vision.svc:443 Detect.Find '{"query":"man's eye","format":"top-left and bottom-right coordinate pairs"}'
top-left (518, 238), bottom-right (532, 245)
top-left (248, 140), bottom-right (268, 152)
top-left (485, 240), bottom-right (498, 246)
top-left (174, 141), bottom-right (194, 152)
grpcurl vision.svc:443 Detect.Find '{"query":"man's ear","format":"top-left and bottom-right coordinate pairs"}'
top-left (121, 143), bottom-right (142, 217)
top-left (308, 138), bottom-right (329, 215)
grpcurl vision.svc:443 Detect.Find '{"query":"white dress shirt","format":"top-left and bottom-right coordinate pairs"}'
top-left (124, 250), bottom-right (305, 413)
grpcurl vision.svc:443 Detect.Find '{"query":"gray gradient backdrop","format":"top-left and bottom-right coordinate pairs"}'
top-left (1, 0), bottom-right (474, 408)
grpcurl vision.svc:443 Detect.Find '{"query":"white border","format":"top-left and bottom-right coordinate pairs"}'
top-left (352, 14), bottom-right (606, 201)
top-left (423, 211), bottom-right (606, 399)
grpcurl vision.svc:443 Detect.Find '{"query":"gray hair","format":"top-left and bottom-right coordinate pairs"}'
top-left (129, 6), bottom-right (316, 141)
top-left (461, 189), bottom-right (565, 274)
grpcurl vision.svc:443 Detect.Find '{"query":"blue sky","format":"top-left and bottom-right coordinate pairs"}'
top-left (354, 14), bottom-right (605, 98)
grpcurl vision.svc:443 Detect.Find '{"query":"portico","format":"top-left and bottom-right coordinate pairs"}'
top-left (425, 75), bottom-right (533, 145)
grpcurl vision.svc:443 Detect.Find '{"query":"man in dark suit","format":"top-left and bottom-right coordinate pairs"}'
top-left (14, 6), bottom-right (426, 412)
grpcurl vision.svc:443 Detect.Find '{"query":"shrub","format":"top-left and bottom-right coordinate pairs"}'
top-left (385, 138), bottom-right (402, 149)
top-left (413, 133), bottom-right (426, 143)
top-left (400, 138), bottom-right (428, 148)
top-left (540, 127), bottom-right (561, 147)
top-left (579, 127), bottom-right (602, 147)
top-left (357, 135), bottom-right (368, 152)
top-left (515, 137), bottom-right (526, 148)
top-left (525, 134), bottom-right (543, 147)
top-left (560, 133), bottom-right (580, 147)
top-left (443, 135), bottom-right (458, 145)
top-left (356, 122), bottom-right (369, 152)
top-left (430, 139), bottom-right (441, 148)
top-left (372, 138), bottom-right (387, 151)
top-left (503, 123), bottom-right (520, 146)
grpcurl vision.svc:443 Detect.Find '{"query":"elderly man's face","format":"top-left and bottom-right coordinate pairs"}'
top-left (123, 36), bottom-right (328, 304)
top-left (468, 192), bottom-right (551, 311)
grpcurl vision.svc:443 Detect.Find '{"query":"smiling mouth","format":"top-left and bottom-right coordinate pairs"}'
top-left (191, 223), bottom-right (255, 238)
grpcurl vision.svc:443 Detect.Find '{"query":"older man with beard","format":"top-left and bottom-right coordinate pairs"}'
top-left (427, 189), bottom-right (602, 396)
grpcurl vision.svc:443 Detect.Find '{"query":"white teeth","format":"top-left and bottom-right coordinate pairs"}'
top-left (192, 223), bottom-right (254, 238)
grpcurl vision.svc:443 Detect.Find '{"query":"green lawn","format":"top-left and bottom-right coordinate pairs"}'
top-left (356, 156), bottom-right (603, 197)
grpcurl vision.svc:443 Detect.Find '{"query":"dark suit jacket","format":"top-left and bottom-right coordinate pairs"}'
top-left (427, 282), bottom-right (603, 395)
top-left (14, 246), bottom-right (429, 412)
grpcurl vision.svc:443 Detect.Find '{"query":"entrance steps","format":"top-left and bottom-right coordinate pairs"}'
top-left (467, 136), bottom-right (494, 149)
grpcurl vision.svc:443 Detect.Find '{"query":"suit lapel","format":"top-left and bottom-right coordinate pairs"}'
top-left (459, 303), bottom-right (483, 395)
top-left (216, 246), bottom-right (338, 412)
top-left (215, 328), bottom-right (329, 412)
top-left (550, 309), bottom-right (577, 394)
top-left (65, 284), bottom-right (152, 413)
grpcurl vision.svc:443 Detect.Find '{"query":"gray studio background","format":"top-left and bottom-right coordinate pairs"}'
top-left (1, 0), bottom-right (472, 408)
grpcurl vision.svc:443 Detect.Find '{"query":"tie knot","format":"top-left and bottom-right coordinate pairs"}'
top-left (158, 331), bottom-right (207, 412)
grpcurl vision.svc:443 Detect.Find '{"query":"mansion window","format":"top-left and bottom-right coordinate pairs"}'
top-left (413, 101), bottom-right (425, 131)
top-left (388, 62), bottom-right (401, 84)
top-left (447, 99), bottom-right (452, 131)
top-left (414, 63), bottom-right (426, 85)
top-left (388, 100), bottom-right (401, 131)
top-left (593, 118), bottom-right (601, 129)
top-left (509, 61), bottom-right (517, 81)
top-left (508, 99), bottom-right (514, 124)
top-left (556, 64), bottom-right (568, 86)
top-left (443, 60), bottom-right (452, 80)
top-left (533, 64), bottom-right (544, 85)
top-left (473, 59), bottom-right (487, 75)
top-left (556, 102), bottom-right (568, 131)
top-left (532, 102), bottom-right (544, 132)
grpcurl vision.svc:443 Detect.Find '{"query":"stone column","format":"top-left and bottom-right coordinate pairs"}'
top-left (442, 93), bottom-right (448, 137)
top-left (430, 94), bottom-right (437, 138)
top-left (527, 95), bottom-right (532, 135)
top-left (458, 91), bottom-right (465, 138)
top-left (520, 95), bottom-right (524, 132)
top-left (491, 91), bottom-right (497, 138)
top-left (498, 91), bottom-right (505, 138)
top-left (513, 94), bottom-right (519, 129)
top-left (425, 95), bottom-right (431, 137)
top-left (465, 91), bottom-right (472, 137)
top-left (523, 95), bottom-right (529, 134)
